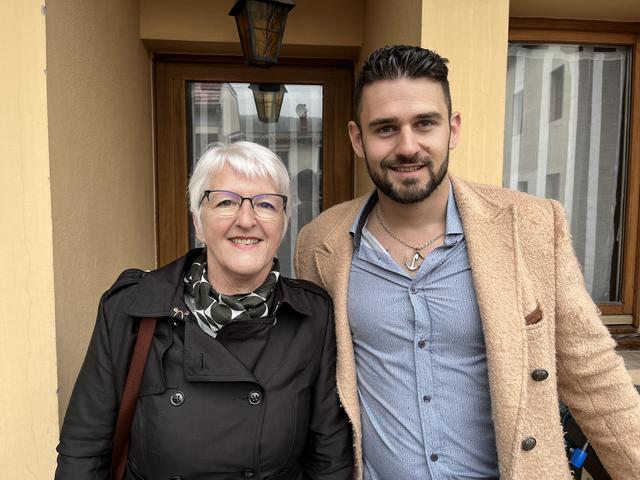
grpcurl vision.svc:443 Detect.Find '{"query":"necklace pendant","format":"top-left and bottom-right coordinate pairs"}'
top-left (405, 251), bottom-right (424, 271)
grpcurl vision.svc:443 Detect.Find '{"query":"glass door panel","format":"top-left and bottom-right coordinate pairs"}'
top-left (186, 81), bottom-right (323, 276)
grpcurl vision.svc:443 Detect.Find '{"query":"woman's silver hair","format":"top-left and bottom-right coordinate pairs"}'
top-left (188, 141), bottom-right (291, 230)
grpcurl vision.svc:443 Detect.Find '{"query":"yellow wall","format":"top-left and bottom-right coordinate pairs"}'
top-left (0, 1), bottom-right (59, 477)
top-left (421, 0), bottom-right (510, 186)
top-left (47, 0), bottom-right (156, 421)
top-left (140, 0), bottom-right (363, 56)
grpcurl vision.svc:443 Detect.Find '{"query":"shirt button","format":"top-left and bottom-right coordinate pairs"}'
top-left (423, 395), bottom-right (431, 403)
top-left (430, 453), bottom-right (439, 462)
top-left (418, 340), bottom-right (426, 349)
top-left (410, 287), bottom-right (417, 294)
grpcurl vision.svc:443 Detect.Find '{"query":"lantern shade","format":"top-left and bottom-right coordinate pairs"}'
top-left (249, 83), bottom-right (287, 123)
top-left (229, 0), bottom-right (295, 67)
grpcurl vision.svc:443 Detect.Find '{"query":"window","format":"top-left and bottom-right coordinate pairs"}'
top-left (506, 19), bottom-right (640, 328)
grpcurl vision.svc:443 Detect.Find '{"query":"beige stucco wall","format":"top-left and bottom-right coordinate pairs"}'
top-left (422, 0), bottom-right (510, 186)
top-left (0, 1), bottom-right (59, 477)
top-left (47, 0), bottom-right (156, 421)
top-left (140, 0), bottom-right (363, 57)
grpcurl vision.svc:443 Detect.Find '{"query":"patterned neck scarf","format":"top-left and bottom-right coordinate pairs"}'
top-left (184, 252), bottom-right (280, 338)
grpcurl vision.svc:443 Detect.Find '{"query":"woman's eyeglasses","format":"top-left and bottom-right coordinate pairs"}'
top-left (200, 190), bottom-right (288, 220)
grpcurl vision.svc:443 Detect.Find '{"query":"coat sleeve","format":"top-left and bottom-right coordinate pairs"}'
top-left (552, 200), bottom-right (640, 480)
top-left (303, 300), bottom-right (353, 479)
top-left (55, 293), bottom-right (121, 480)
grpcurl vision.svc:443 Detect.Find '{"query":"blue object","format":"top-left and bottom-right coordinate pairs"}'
top-left (570, 442), bottom-right (589, 468)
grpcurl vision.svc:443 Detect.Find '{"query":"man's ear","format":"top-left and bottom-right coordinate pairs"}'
top-left (449, 112), bottom-right (462, 150)
top-left (348, 120), bottom-right (365, 158)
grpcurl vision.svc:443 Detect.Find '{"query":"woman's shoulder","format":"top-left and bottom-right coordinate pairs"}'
top-left (278, 277), bottom-right (333, 321)
top-left (107, 268), bottom-right (149, 295)
top-left (280, 277), bottom-right (330, 300)
top-left (99, 268), bottom-right (150, 318)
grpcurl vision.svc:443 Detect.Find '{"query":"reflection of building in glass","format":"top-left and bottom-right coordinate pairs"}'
top-left (504, 45), bottom-right (631, 303)
top-left (187, 82), bottom-right (324, 276)
top-left (190, 82), bottom-right (243, 157)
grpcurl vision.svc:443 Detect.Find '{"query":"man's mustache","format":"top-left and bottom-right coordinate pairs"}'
top-left (380, 154), bottom-right (433, 169)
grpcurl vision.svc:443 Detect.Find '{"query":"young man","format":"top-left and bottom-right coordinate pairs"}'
top-left (295, 45), bottom-right (640, 480)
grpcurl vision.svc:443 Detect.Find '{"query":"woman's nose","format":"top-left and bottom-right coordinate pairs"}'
top-left (235, 199), bottom-right (257, 227)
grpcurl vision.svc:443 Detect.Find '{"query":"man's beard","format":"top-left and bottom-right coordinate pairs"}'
top-left (364, 151), bottom-right (449, 205)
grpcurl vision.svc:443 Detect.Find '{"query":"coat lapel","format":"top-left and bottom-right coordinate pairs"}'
top-left (312, 199), bottom-right (365, 453)
top-left (452, 177), bottom-right (539, 479)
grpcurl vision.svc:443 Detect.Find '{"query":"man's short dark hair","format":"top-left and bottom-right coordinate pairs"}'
top-left (354, 45), bottom-right (452, 125)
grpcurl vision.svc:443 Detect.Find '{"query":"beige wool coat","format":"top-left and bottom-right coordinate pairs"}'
top-left (294, 176), bottom-right (640, 480)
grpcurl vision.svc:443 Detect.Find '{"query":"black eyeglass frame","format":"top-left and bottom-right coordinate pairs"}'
top-left (200, 189), bottom-right (288, 217)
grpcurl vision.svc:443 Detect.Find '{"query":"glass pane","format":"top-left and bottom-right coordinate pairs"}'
top-left (186, 82), bottom-right (324, 277)
top-left (503, 44), bottom-right (631, 303)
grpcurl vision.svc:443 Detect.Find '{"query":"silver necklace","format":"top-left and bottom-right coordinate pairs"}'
top-left (375, 205), bottom-right (445, 271)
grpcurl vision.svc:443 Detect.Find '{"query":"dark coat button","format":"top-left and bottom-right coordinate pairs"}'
top-left (522, 436), bottom-right (537, 451)
top-left (248, 390), bottom-right (262, 405)
top-left (170, 391), bottom-right (185, 406)
top-left (241, 468), bottom-right (256, 477)
top-left (531, 369), bottom-right (549, 381)
top-left (430, 453), bottom-right (439, 462)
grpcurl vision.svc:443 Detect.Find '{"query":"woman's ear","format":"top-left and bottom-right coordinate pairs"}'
top-left (193, 215), bottom-right (205, 244)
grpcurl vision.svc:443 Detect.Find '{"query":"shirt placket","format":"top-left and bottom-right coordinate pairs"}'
top-left (412, 248), bottom-right (447, 480)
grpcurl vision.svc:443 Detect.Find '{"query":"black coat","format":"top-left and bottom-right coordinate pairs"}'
top-left (55, 249), bottom-right (353, 480)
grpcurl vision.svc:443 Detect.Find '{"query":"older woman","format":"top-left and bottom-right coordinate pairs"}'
top-left (56, 141), bottom-right (353, 479)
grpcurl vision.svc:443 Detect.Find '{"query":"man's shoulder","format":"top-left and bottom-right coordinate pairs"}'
top-left (456, 178), bottom-right (558, 218)
top-left (298, 194), bottom-right (370, 243)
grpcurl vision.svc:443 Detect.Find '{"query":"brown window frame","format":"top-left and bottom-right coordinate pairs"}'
top-left (154, 55), bottom-right (354, 267)
top-left (509, 18), bottom-right (640, 329)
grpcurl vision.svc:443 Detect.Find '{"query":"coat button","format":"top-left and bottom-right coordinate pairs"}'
top-left (522, 436), bottom-right (537, 451)
top-left (531, 369), bottom-right (549, 381)
top-left (248, 390), bottom-right (262, 405)
top-left (170, 391), bottom-right (185, 406)
top-left (241, 468), bottom-right (256, 478)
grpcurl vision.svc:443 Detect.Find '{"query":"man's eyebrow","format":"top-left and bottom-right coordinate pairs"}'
top-left (367, 112), bottom-right (444, 128)
top-left (416, 112), bottom-right (444, 121)
top-left (367, 117), bottom-right (397, 128)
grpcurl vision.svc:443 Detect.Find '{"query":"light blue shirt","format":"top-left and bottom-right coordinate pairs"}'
top-left (348, 185), bottom-right (499, 480)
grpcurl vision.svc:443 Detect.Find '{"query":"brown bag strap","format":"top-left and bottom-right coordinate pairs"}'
top-left (111, 317), bottom-right (158, 480)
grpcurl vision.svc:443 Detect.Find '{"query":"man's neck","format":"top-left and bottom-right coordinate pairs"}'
top-left (376, 176), bottom-right (450, 230)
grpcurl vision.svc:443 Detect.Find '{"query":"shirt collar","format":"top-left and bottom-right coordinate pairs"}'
top-left (349, 180), bottom-right (464, 251)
